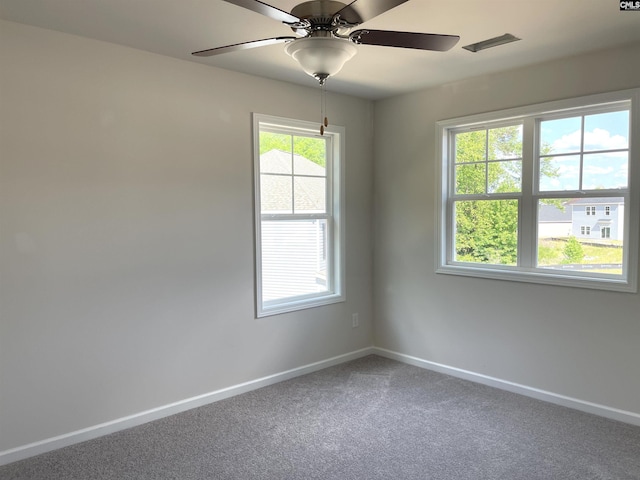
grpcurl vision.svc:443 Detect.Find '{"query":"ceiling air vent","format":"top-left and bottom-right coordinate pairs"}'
top-left (462, 33), bottom-right (520, 52)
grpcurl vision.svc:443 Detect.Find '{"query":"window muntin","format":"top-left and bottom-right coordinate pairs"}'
top-left (453, 125), bottom-right (523, 195)
top-left (539, 110), bottom-right (629, 192)
top-left (437, 90), bottom-right (639, 292)
top-left (450, 124), bottom-right (522, 266)
top-left (254, 114), bottom-right (344, 317)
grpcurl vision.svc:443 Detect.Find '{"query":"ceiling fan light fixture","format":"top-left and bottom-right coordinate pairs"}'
top-left (462, 33), bottom-right (520, 53)
top-left (285, 37), bottom-right (357, 84)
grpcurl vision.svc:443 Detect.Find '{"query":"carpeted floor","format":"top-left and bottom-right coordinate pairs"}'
top-left (1, 355), bottom-right (640, 479)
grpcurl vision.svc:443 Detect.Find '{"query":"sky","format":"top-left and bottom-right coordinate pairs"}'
top-left (539, 110), bottom-right (629, 191)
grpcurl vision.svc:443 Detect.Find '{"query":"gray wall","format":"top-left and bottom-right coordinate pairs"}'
top-left (0, 20), bottom-right (373, 452)
top-left (373, 43), bottom-right (640, 415)
top-left (3, 16), bottom-right (640, 456)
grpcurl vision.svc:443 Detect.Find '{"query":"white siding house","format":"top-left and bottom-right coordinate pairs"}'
top-left (538, 198), bottom-right (624, 240)
top-left (568, 197), bottom-right (624, 240)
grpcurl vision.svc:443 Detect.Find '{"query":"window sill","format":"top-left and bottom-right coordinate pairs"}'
top-left (436, 263), bottom-right (637, 293)
top-left (258, 292), bottom-right (345, 318)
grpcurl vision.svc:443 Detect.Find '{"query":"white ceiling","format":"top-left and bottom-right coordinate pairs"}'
top-left (2, 0), bottom-right (640, 100)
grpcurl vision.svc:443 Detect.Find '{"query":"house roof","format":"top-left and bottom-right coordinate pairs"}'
top-left (260, 150), bottom-right (326, 214)
top-left (566, 197), bottom-right (624, 205)
top-left (538, 203), bottom-right (572, 222)
top-left (260, 149), bottom-right (325, 177)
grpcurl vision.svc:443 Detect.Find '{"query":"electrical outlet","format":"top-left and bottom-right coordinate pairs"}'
top-left (352, 313), bottom-right (359, 328)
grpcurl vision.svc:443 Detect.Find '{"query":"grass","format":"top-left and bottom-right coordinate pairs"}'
top-left (456, 237), bottom-right (623, 274)
top-left (537, 238), bottom-right (623, 267)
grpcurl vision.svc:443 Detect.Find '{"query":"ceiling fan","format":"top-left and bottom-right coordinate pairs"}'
top-left (192, 0), bottom-right (460, 85)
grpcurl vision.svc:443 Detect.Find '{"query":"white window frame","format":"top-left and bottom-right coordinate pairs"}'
top-left (253, 113), bottom-right (345, 317)
top-left (436, 89), bottom-right (640, 293)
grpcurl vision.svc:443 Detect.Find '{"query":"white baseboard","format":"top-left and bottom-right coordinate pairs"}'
top-left (373, 347), bottom-right (640, 427)
top-left (5, 345), bottom-right (638, 467)
top-left (0, 347), bottom-right (375, 467)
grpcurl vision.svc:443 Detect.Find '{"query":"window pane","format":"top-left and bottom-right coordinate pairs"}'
top-left (261, 174), bottom-right (292, 214)
top-left (455, 163), bottom-right (485, 194)
top-left (455, 126), bottom-right (522, 194)
top-left (261, 219), bottom-right (329, 302)
top-left (539, 110), bottom-right (629, 193)
top-left (540, 117), bottom-right (582, 154)
top-left (488, 160), bottom-right (521, 193)
top-left (455, 130), bottom-right (486, 163)
top-left (537, 198), bottom-right (624, 275)
top-left (539, 155), bottom-right (581, 191)
top-left (294, 176), bottom-right (326, 213)
top-left (454, 199), bottom-right (518, 265)
top-left (260, 139), bottom-right (328, 214)
top-left (583, 111), bottom-right (629, 152)
top-left (582, 152), bottom-right (628, 190)
top-left (488, 125), bottom-right (522, 160)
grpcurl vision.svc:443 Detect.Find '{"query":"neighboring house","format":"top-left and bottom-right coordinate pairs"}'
top-left (538, 197), bottom-right (624, 240)
top-left (568, 197), bottom-right (624, 240)
top-left (259, 150), bottom-right (327, 302)
top-left (538, 203), bottom-right (572, 238)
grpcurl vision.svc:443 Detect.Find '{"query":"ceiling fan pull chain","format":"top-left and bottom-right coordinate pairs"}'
top-left (320, 82), bottom-right (327, 135)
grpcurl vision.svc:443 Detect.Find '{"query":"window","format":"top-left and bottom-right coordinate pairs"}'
top-left (253, 114), bottom-right (345, 317)
top-left (437, 89), bottom-right (639, 292)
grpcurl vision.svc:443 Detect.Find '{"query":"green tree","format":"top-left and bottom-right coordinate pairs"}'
top-left (454, 127), bottom-right (521, 265)
top-left (454, 125), bottom-right (559, 265)
top-left (563, 236), bottom-right (584, 264)
top-left (260, 132), bottom-right (326, 167)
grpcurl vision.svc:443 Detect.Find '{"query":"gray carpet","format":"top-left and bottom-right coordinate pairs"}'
top-left (2, 355), bottom-right (640, 479)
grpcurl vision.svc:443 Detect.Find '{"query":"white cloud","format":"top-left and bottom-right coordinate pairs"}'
top-left (584, 165), bottom-right (614, 175)
top-left (615, 164), bottom-right (629, 179)
top-left (584, 128), bottom-right (627, 150)
top-left (552, 130), bottom-right (581, 152)
top-left (552, 128), bottom-right (627, 153)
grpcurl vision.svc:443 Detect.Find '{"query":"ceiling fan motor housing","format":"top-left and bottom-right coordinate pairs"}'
top-left (290, 0), bottom-right (350, 33)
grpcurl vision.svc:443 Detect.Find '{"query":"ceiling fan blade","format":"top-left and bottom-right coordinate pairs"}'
top-left (222, 0), bottom-right (302, 25)
top-left (192, 37), bottom-right (297, 57)
top-left (350, 30), bottom-right (460, 51)
top-left (335, 0), bottom-right (409, 24)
